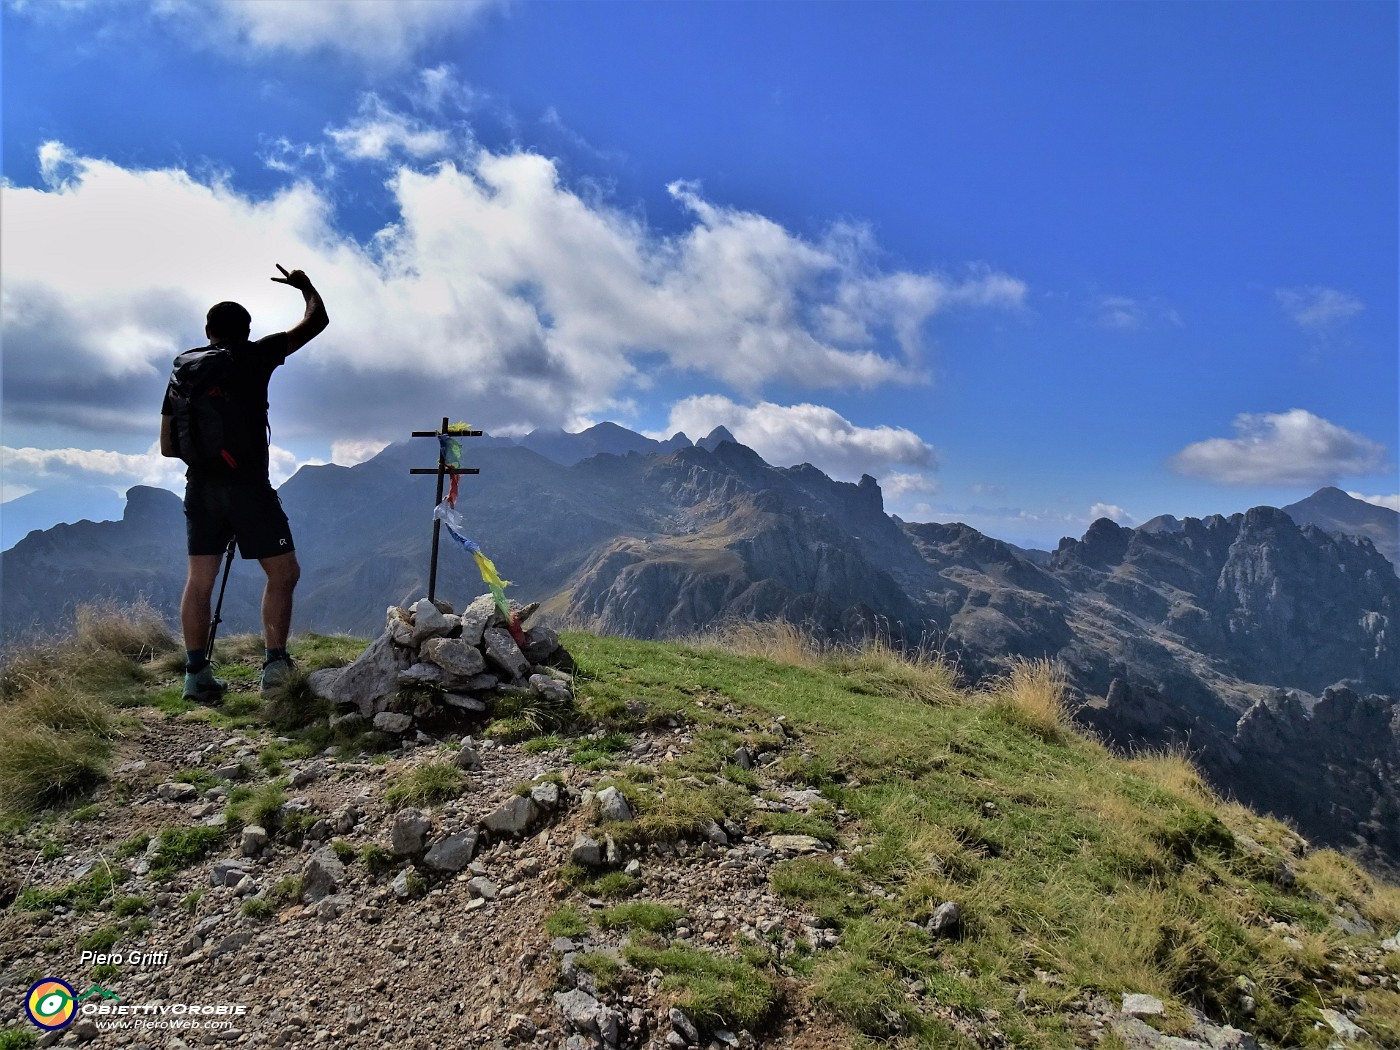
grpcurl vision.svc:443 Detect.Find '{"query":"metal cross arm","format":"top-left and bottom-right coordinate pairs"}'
top-left (410, 416), bottom-right (482, 602)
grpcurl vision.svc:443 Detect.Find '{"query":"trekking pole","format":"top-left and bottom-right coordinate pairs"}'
top-left (204, 538), bottom-right (236, 665)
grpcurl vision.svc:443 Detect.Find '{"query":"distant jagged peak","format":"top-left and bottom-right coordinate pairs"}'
top-left (1138, 513), bottom-right (1184, 535)
top-left (1292, 485), bottom-right (1362, 508)
top-left (516, 422), bottom-right (694, 466)
top-left (122, 485), bottom-right (182, 524)
top-left (577, 421), bottom-right (639, 440)
top-left (697, 425), bottom-right (738, 452)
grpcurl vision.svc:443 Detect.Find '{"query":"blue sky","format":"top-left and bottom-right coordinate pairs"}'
top-left (3, 0), bottom-right (1396, 550)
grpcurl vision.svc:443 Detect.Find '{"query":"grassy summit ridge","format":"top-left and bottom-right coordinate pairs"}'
top-left (571, 626), bottom-right (1398, 1047)
top-left (0, 609), bottom-right (1397, 1048)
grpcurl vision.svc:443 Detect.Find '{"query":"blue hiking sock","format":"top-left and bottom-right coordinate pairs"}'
top-left (186, 649), bottom-right (209, 674)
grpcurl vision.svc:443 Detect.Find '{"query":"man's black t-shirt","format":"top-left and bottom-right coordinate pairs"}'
top-left (162, 333), bottom-right (289, 484)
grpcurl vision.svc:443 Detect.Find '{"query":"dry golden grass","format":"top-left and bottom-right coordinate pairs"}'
top-left (6, 679), bottom-right (112, 736)
top-left (690, 621), bottom-right (964, 710)
top-left (0, 723), bottom-right (111, 812)
top-left (686, 619), bottom-right (827, 668)
top-left (1299, 849), bottom-right (1400, 929)
top-left (980, 657), bottom-right (1076, 742)
top-left (826, 637), bottom-right (963, 708)
top-left (0, 681), bottom-right (116, 812)
top-left (0, 600), bottom-right (171, 814)
top-left (1046, 880), bottom-right (1177, 997)
top-left (1125, 747), bottom-right (1219, 804)
top-left (72, 598), bottom-right (177, 659)
top-left (2, 598), bottom-right (177, 697)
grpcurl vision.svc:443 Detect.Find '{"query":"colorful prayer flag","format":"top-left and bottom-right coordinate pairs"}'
top-left (433, 502), bottom-right (523, 639)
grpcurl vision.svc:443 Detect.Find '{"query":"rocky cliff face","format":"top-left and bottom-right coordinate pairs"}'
top-left (1049, 507), bottom-right (1398, 699)
top-left (1229, 687), bottom-right (1400, 878)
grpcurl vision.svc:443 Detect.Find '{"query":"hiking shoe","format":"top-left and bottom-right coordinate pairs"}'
top-left (260, 656), bottom-right (295, 694)
top-left (183, 665), bottom-right (228, 704)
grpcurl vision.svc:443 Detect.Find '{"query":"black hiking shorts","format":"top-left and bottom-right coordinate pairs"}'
top-left (184, 482), bottom-right (295, 561)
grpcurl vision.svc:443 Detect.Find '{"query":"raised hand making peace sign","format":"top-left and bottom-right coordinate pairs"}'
top-left (271, 263), bottom-right (313, 292)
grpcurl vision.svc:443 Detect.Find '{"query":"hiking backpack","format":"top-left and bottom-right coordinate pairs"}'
top-left (166, 348), bottom-right (252, 471)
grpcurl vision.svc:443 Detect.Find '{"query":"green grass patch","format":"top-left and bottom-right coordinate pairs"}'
top-left (147, 688), bottom-right (198, 717)
top-left (149, 824), bottom-right (228, 880)
top-left (571, 731), bottom-right (633, 767)
top-left (270, 876), bottom-right (303, 904)
top-left (260, 676), bottom-right (331, 732)
top-left (811, 953), bottom-right (922, 1040)
top-left (596, 901), bottom-right (685, 933)
top-left (0, 696), bottom-right (113, 812)
top-left (383, 761), bottom-right (467, 810)
top-left (17, 865), bottom-right (129, 913)
top-left (589, 872), bottom-right (642, 899)
top-left (544, 905), bottom-right (591, 938)
top-left (771, 857), bottom-right (861, 911)
top-left (630, 781), bottom-right (752, 845)
top-left (574, 951), bottom-right (625, 991)
top-left (112, 894), bottom-right (151, 917)
top-left (220, 694), bottom-right (264, 718)
top-left (359, 843), bottom-right (394, 875)
top-left (0, 1027), bottom-right (38, 1050)
top-left (291, 633), bottom-right (368, 670)
top-left (487, 683), bottom-right (576, 741)
top-left (278, 809), bottom-right (317, 844)
top-left (225, 781), bottom-right (287, 830)
top-left (174, 768), bottom-right (217, 791)
top-left (621, 943), bottom-right (779, 1033)
top-left (76, 925), bottom-right (121, 953)
top-left (241, 897), bottom-right (274, 920)
top-left (721, 762), bottom-right (760, 789)
top-left (755, 811), bottom-right (839, 841)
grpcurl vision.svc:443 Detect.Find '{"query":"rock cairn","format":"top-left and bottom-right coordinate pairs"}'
top-left (307, 594), bottom-right (573, 735)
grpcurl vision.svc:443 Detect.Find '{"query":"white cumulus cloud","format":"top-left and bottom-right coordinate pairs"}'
top-left (330, 439), bottom-right (389, 466)
top-left (3, 138), bottom-right (1023, 469)
top-left (1348, 492), bottom-right (1400, 513)
top-left (1167, 409), bottom-right (1388, 486)
top-left (326, 94), bottom-right (458, 162)
top-left (882, 472), bottom-right (940, 500)
top-left (1089, 502), bottom-right (1136, 525)
top-left (0, 442), bottom-right (309, 496)
top-left (649, 396), bottom-right (937, 482)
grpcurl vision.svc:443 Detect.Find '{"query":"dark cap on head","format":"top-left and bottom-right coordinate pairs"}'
top-left (206, 301), bottom-right (252, 343)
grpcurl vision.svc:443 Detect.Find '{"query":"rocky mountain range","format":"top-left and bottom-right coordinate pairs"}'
top-left (2, 427), bottom-right (1397, 873)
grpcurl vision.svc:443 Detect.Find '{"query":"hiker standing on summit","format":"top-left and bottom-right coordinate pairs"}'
top-left (160, 265), bottom-right (328, 702)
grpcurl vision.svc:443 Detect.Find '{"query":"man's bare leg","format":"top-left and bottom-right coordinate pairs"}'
top-left (259, 552), bottom-right (301, 650)
top-left (181, 555), bottom-right (224, 657)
